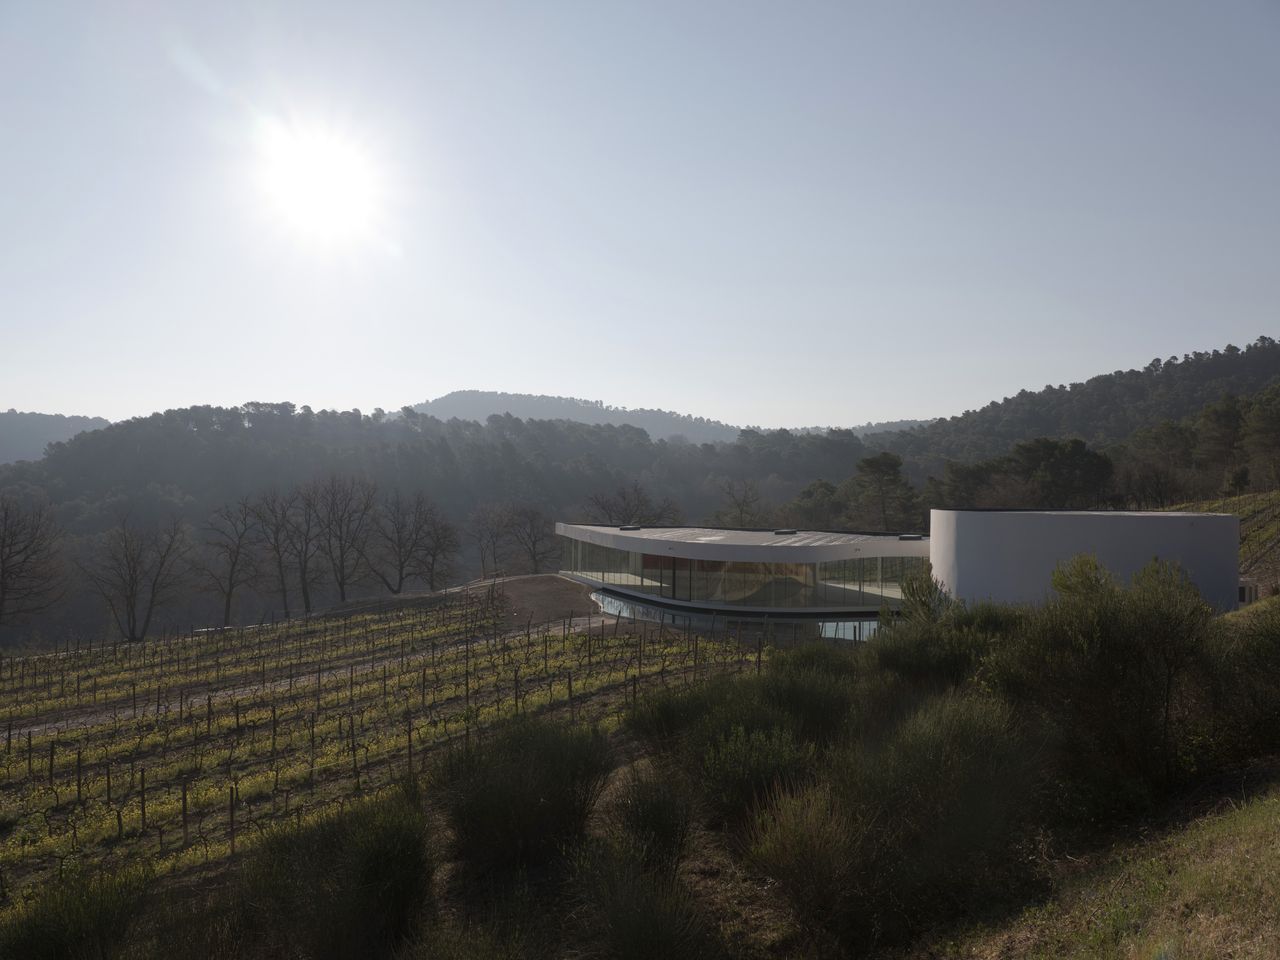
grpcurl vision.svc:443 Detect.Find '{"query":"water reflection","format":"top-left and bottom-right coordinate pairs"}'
top-left (592, 591), bottom-right (881, 644)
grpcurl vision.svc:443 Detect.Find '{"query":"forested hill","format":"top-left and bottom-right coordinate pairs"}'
top-left (411, 391), bottom-right (742, 443)
top-left (866, 337), bottom-right (1280, 467)
top-left (0, 404), bottom-right (873, 538)
top-left (0, 409), bottom-right (110, 464)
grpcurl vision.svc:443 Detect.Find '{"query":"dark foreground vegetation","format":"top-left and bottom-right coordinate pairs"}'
top-left (6, 559), bottom-right (1280, 959)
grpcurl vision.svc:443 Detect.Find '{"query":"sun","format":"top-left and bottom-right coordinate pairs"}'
top-left (254, 117), bottom-right (384, 248)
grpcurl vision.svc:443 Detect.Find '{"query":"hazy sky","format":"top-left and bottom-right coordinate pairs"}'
top-left (2, 2), bottom-right (1278, 428)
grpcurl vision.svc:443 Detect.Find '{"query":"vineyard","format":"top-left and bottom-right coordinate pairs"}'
top-left (1173, 489), bottom-right (1280, 585)
top-left (0, 580), bottom-right (766, 910)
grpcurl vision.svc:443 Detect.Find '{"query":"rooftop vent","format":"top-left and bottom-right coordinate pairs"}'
top-left (773, 528), bottom-right (798, 535)
top-left (619, 524), bottom-right (642, 531)
top-left (898, 534), bottom-right (923, 541)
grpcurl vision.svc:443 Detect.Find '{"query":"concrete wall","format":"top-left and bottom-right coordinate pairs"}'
top-left (929, 510), bottom-right (1240, 612)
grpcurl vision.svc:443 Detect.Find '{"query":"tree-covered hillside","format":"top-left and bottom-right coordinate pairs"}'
top-left (0, 409), bottom-right (109, 464)
top-left (2, 336), bottom-right (1278, 647)
top-left (867, 336), bottom-right (1280, 470)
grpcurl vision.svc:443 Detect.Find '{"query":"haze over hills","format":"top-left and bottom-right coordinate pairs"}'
top-left (410, 390), bottom-right (932, 442)
top-left (866, 336), bottom-right (1280, 470)
top-left (0, 409), bottom-right (110, 464)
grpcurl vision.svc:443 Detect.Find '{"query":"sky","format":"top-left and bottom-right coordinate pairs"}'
top-left (2, 1), bottom-right (1278, 429)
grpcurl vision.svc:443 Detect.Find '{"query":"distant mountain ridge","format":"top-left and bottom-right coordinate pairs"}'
top-left (0, 409), bottom-right (110, 464)
top-left (411, 390), bottom-right (931, 442)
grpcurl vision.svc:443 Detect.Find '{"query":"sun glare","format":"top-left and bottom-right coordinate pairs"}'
top-left (255, 118), bottom-right (384, 248)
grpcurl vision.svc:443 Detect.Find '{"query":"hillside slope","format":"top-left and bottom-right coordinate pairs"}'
top-left (868, 336), bottom-right (1280, 466)
top-left (0, 409), bottom-right (109, 464)
top-left (1173, 489), bottom-right (1280, 586)
top-left (911, 774), bottom-right (1280, 960)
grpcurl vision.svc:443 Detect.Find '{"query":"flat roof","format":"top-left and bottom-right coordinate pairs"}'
top-left (556, 523), bottom-right (929, 563)
top-left (564, 525), bottom-right (911, 547)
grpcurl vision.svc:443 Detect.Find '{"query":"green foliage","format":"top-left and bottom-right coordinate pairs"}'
top-left (983, 556), bottom-right (1216, 814)
top-left (873, 618), bottom-right (991, 689)
top-left (626, 677), bottom-right (745, 747)
top-left (760, 662), bottom-right (859, 745)
top-left (235, 782), bottom-right (434, 960)
top-left (432, 717), bottom-right (612, 872)
top-left (748, 783), bottom-right (864, 932)
top-left (700, 724), bottom-right (815, 819)
top-left (0, 863), bottom-right (152, 960)
top-left (751, 693), bottom-right (1038, 948)
top-left (604, 763), bottom-right (696, 873)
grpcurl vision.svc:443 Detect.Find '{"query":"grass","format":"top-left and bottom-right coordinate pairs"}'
top-left (603, 762), bottom-right (695, 873)
top-left (917, 781), bottom-right (1280, 960)
top-left (573, 845), bottom-right (727, 960)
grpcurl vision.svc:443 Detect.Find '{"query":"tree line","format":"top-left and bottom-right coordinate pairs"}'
top-left (0, 480), bottom-right (596, 643)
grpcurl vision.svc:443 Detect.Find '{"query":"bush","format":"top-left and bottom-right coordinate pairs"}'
top-left (432, 717), bottom-right (612, 872)
top-left (982, 556), bottom-right (1216, 815)
top-left (0, 863), bottom-right (152, 960)
top-left (573, 846), bottom-right (726, 960)
top-left (762, 665), bottom-right (858, 745)
top-left (235, 781), bottom-right (434, 960)
top-left (751, 693), bottom-right (1038, 948)
top-left (766, 642), bottom-right (861, 679)
top-left (847, 693), bottom-right (1038, 889)
top-left (1202, 602), bottom-right (1280, 760)
top-left (605, 763), bottom-right (696, 873)
top-left (700, 724), bottom-right (815, 819)
top-left (628, 675), bottom-right (775, 750)
top-left (873, 618), bottom-right (992, 689)
top-left (748, 783), bottom-right (866, 932)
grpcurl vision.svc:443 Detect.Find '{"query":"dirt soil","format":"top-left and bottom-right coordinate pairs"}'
top-left (466, 574), bottom-right (601, 628)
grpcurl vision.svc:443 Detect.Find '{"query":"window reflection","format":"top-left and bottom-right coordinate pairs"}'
top-left (558, 536), bottom-right (925, 611)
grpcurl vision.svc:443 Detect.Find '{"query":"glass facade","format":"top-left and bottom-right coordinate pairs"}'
top-left (559, 536), bottom-right (925, 610)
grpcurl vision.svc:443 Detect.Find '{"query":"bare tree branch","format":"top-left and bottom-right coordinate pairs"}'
top-left (0, 494), bottom-right (62, 625)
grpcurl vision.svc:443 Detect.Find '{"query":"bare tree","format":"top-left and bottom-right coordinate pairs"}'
top-left (316, 475), bottom-right (376, 603)
top-left (503, 503), bottom-right (560, 573)
top-left (199, 499), bottom-right (258, 627)
top-left (470, 503), bottom-right (510, 579)
top-left (82, 517), bottom-right (189, 643)
top-left (586, 481), bottom-right (682, 526)
top-left (417, 509), bottom-right (461, 591)
top-left (0, 494), bottom-right (62, 625)
top-left (362, 489), bottom-right (435, 595)
top-left (285, 487), bottom-right (324, 615)
top-left (251, 489), bottom-right (297, 618)
top-left (710, 479), bottom-right (773, 528)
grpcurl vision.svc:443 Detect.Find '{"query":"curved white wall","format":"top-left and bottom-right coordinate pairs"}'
top-left (929, 510), bottom-right (1240, 612)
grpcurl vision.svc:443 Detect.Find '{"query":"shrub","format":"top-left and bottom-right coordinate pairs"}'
top-left (845, 693), bottom-right (1038, 892)
top-left (626, 677), bottom-right (741, 747)
top-left (982, 556), bottom-right (1216, 815)
top-left (873, 618), bottom-right (991, 689)
top-left (751, 693), bottom-right (1038, 948)
top-left (573, 846), bottom-right (726, 960)
top-left (235, 781), bottom-right (434, 960)
top-left (700, 724), bottom-right (815, 819)
top-left (432, 717), bottom-right (612, 872)
top-left (766, 642), bottom-right (861, 679)
top-left (762, 665), bottom-right (858, 745)
top-left (604, 762), bottom-right (696, 873)
top-left (1202, 602), bottom-right (1280, 760)
top-left (748, 782), bottom-right (866, 932)
top-left (0, 863), bottom-right (152, 960)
